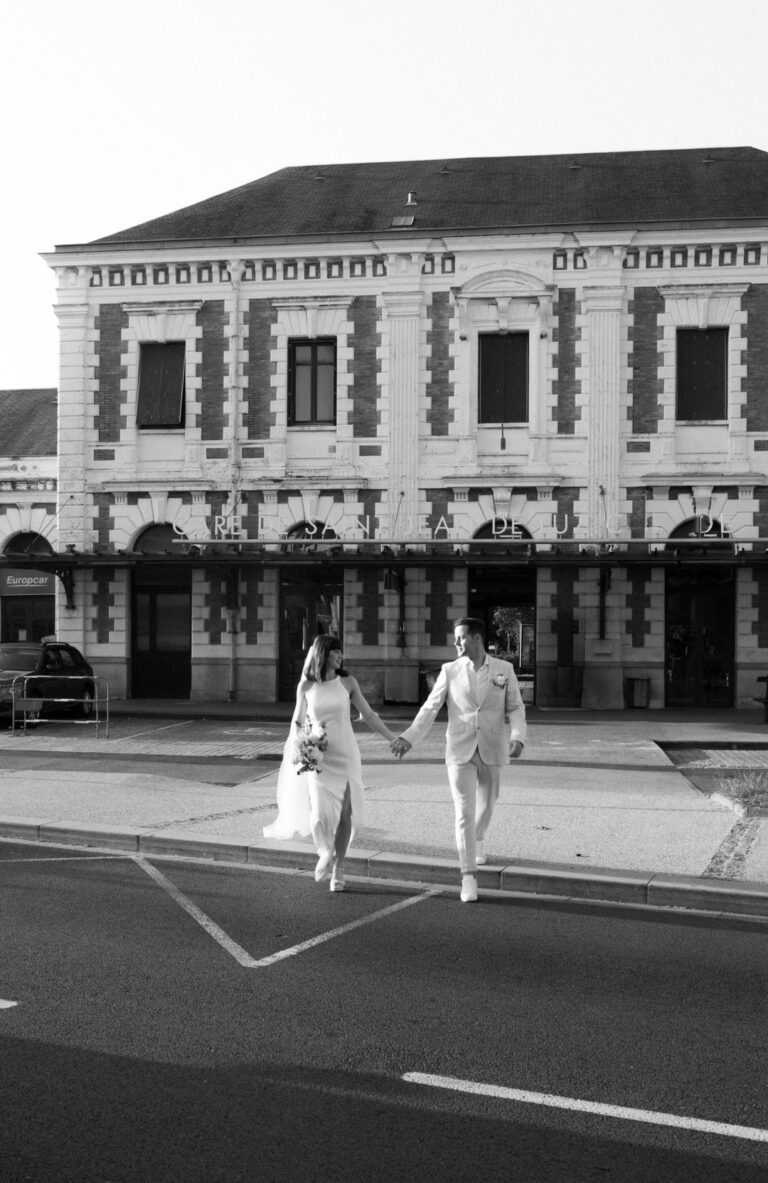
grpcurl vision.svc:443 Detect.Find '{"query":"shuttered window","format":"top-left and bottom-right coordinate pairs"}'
top-left (137, 342), bottom-right (186, 428)
top-left (478, 333), bottom-right (529, 424)
top-left (676, 328), bottom-right (728, 421)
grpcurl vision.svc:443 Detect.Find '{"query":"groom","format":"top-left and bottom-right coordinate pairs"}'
top-left (391, 617), bottom-right (526, 903)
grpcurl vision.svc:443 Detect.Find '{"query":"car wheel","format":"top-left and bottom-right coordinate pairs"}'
top-left (79, 687), bottom-right (94, 718)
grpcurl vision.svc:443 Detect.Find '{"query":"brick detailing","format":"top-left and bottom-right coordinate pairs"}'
top-left (348, 296), bottom-right (380, 438)
top-left (203, 573), bottom-right (227, 644)
top-left (426, 567), bottom-right (452, 646)
top-left (552, 289), bottom-right (581, 435)
top-left (752, 570), bottom-right (768, 648)
top-left (743, 286), bottom-right (768, 431)
top-left (91, 572), bottom-right (115, 643)
top-left (426, 291), bottom-right (455, 436)
top-left (92, 494), bottom-right (114, 550)
top-left (424, 489), bottom-right (454, 537)
top-left (550, 569), bottom-right (578, 665)
top-left (197, 301), bottom-right (228, 440)
top-left (240, 490), bottom-right (263, 540)
top-left (628, 288), bottom-right (664, 433)
top-left (359, 489), bottom-right (381, 539)
top-left (244, 299), bottom-right (278, 439)
top-left (358, 570), bottom-right (381, 646)
top-left (95, 304), bottom-right (128, 442)
top-left (754, 488), bottom-right (768, 547)
top-left (554, 487), bottom-right (581, 538)
top-left (625, 568), bottom-right (652, 647)
top-left (627, 488), bottom-right (648, 538)
top-left (243, 571), bottom-right (264, 644)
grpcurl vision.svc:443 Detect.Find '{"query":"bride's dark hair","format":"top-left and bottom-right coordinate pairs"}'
top-left (303, 635), bottom-right (347, 682)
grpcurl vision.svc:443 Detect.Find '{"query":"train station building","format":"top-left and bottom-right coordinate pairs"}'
top-left (21, 146), bottom-right (768, 708)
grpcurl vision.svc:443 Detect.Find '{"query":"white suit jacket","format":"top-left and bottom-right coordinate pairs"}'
top-left (401, 655), bottom-right (527, 766)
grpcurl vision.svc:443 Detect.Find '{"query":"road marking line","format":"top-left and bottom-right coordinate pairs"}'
top-left (123, 720), bottom-right (196, 742)
top-left (403, 1072), bottom-right (768, 1144)
top-left (0, 999), bottom-right (19, 1009)
top-left (250, 891), bottom-right (439, 968)
top-left (133, 856), bottom-right (261, 969)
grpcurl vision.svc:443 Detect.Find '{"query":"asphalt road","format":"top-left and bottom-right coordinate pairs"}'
top-left (2, 840), bottom-right (768, 1182)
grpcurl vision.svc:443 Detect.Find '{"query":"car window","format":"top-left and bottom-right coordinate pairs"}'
top-left (56, 650), bottom-right (77, 670)
top-left (0, 646), bottom-right (41, 672)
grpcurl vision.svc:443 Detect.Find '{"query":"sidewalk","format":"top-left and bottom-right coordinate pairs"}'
top-left (2, 701), bottom-right (768, 918)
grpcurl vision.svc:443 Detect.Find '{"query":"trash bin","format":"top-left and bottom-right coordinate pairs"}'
top-left (626, 677), bottom-right (650, 708)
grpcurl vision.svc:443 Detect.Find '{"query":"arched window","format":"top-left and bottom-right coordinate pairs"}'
top-left (282, 520), bottom-right (338, 553)
top-left (4, 532), bottom-right (53, 556)
top-left (133, 524), bottom-right (186, 555)
top-left (667, 517), bottom-right (733, 554)
top-left (470, 519), bottom-right (532, 555)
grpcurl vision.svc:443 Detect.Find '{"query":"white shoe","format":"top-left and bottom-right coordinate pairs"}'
top-left (460, 875), bottom-right (478, 903)
top-left (314, 849), bottom-right (333, 882)
top-left (476, 839), bottom-right (487, 866)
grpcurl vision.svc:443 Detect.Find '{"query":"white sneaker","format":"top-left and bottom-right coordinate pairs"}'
top-left (460, 874), bottom-right (478, 903)
top-left (476, 839), bottom-right (487, 866)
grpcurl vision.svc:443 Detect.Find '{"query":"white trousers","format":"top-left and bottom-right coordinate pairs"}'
top-left (447, 749), bottom-right (501, 874)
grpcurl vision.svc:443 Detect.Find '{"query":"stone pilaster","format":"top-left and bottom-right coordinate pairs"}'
top-left (382, 291), bottom-right (425, 538)
top-left (582, 287), bottom-right (623, 537)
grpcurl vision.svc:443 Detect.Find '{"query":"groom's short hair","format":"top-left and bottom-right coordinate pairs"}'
top-left (454, 616), bottom-right (485, 640)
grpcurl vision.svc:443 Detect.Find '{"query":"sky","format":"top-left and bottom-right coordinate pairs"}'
top-left (1, 0), bottom-right (767, 390)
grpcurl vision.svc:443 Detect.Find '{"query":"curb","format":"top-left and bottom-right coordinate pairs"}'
top-left (2, 817), bottom-right (768, 920)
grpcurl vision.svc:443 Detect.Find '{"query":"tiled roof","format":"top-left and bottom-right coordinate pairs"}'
top-left (88, 147), bottom-right (768, 246)
top-left (0, 389), bottom-right (57, 457)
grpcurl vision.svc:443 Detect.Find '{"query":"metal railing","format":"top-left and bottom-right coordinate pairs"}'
top-left (11, 674), bottom-right (110, 738)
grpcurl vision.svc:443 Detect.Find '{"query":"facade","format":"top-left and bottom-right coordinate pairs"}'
top-left (35, 147), bottom-right (768, 707)
top-left (0, 389), bottom-right (58, 641)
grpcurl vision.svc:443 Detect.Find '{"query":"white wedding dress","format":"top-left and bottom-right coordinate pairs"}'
top-left (263, 678), bottom-right (365, 849)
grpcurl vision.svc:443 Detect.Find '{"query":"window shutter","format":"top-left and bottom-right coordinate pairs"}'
top-left (137, 342), bottom-right (186, 427)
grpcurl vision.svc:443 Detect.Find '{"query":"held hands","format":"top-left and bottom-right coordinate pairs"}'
top-left (509, 741), bottom-right (524, 760)
top-left (390, 736), bottom-right (412, 760)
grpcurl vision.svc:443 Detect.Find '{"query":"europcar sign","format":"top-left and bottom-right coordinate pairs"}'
top-left (0, 571), bottom-right (56, 595)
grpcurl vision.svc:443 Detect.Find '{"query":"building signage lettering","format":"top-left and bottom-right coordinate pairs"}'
top-left (175, 509), bottom-right (741, 545)
top-left (0, 570), bottom-right (56, 595)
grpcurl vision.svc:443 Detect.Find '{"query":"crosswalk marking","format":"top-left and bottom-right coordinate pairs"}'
top-left (249, 890), bottom-right (438, 968)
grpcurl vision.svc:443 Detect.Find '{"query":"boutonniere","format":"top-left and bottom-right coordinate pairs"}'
top-left (492, 674), bottom-right (508, 688)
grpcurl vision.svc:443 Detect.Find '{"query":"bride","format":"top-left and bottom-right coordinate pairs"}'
top-left (264, 635), bottom-right (397, 892)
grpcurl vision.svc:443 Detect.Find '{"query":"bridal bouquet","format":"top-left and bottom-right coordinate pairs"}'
top-left (293, 718), bottom-right (329, 774)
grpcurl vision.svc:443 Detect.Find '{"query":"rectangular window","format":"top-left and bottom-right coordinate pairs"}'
top-left (478, 333), bottom-right (528, 424)
top-left (676, 328), bottom-right (728, 420)
top-left (137, 342), bottom-right (185, 428)
top-left (288, 339), bottom-right (336, 425)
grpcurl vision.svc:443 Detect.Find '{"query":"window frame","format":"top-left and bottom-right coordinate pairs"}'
top-left (287, 338), bottom-right (337, 426)
top-left (136, 341), bottom-right (186, 429)
top-left (477, 331), bottom-right (529, 426)
top-left (675, 326), bottom-right (728, 422)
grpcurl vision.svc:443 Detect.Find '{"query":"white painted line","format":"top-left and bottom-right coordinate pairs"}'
top-left (250, 891), bottom-right (439, 968)
top-left (123, 719), bottom-right (196, 742)
top-left (133, 856), bottom-right (261, 969)
top-left (403, 1072), bottom-right (768, 1144)
top-left (0, 999), bottom-right (19, 1009)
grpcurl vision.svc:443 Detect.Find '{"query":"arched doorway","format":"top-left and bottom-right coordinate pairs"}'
top-left (1, 533), bottom-right (56, 641)
top-left (467, 521), bottom-right (535, 700)
top-left (665, 517), bottom-right (734, 707)
top-left (131, 524), bottom-right (191, 698)
top-left (278, 521), bottom-right (343, 700)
